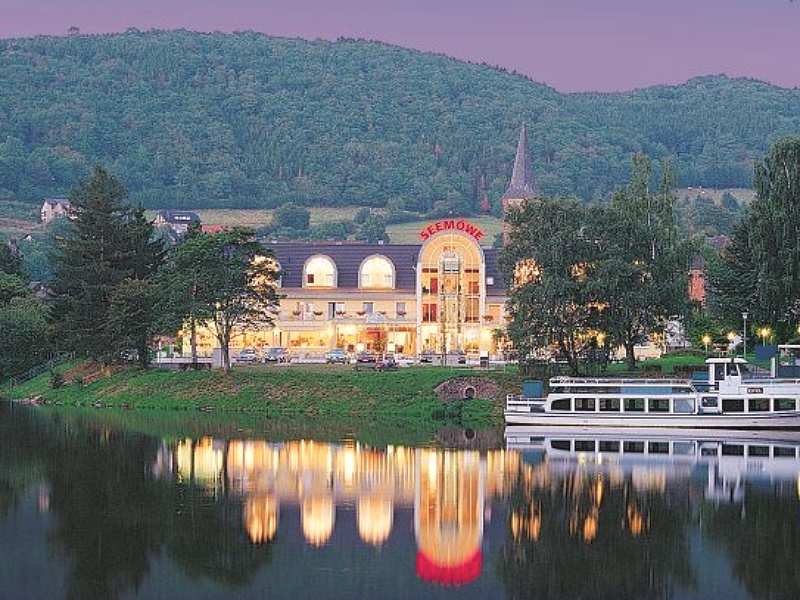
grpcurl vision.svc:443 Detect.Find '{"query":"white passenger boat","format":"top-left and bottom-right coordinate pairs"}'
top-left (505, 358), bottom-right (800, 429)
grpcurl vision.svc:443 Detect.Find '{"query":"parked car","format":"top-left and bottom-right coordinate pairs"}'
top-left (420, 349), bottom-right (437, 363)
top-left (446, 350), bottom-right (467, 365)
top-left (325, 348), bottom-right (348, 364)
top-left (355, 350), bottom-right (378, 363)
top-left (263, 347), bottom-right (290, 363)
top-left (234, 348), bottom-right (260, 364)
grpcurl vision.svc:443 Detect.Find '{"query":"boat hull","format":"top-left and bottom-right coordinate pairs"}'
top-left (503, 410), bottom-right (800, 429)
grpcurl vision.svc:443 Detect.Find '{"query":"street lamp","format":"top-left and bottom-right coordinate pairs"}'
top-left (702, 334), bottom-right (711, 354)
top-left (742, 312), bottom-right (748, 357)
top-left (759, 327), bottom-right (771, 346)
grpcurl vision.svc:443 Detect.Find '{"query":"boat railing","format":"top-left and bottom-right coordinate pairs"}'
top-left (548, 376), bottom-right (693, 387)
top-left (506, 394), bottom-right (546, 413)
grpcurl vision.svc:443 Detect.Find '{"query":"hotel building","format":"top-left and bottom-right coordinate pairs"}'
top-left (184, 125), bottom-right (539, 359)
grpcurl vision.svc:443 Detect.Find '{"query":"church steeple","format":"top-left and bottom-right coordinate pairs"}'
top-left (503, 122), bottom-right (539, 200)
top-left (502, 122), bottom-right (539, 245)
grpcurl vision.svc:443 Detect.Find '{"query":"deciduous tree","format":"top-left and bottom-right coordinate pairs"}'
top-left (158, 228), bottom-right (280, 372)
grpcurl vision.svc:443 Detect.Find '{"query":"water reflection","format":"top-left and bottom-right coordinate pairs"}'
top-left (163, 437), bottom-right (515, 584)
top-left (3, 404), bottom-right (800, 599)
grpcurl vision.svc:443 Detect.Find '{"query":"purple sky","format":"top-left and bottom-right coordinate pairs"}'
top-left (3, 0), bottom-right (799, 92)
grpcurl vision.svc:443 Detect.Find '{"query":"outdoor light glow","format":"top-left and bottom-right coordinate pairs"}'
top-left (702, 334), bottom-right (711, 352)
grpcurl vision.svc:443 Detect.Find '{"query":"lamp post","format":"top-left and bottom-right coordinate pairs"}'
top-left (742, 312), bottom-right (748, 358)
top-left (702, 334), bottom-right (711, 354)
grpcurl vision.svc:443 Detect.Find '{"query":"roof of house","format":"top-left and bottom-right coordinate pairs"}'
top-left (155, 210), bottom-right (201, 224)
top-left (264, 241), bottom-right (507, 294)
top-left (42, 198), bottom-right (69, 207)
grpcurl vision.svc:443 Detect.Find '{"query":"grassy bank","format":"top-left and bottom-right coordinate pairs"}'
top-left (4, 362), bottom-right (520, 443)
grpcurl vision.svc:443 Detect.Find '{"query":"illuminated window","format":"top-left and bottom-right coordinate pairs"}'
top-left (359, 255), bottom-right (395, 289)
top-left (514, 259), bottom-right (541, 288)
top-left (304, 255), bottom-right (337, 287)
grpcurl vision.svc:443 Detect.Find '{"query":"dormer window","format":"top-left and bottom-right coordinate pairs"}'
top-left (359, 255), bottom-right (395, 289)
top-left (304, 255), bottom-right (337, 288)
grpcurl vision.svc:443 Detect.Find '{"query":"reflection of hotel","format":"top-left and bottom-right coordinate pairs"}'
top-left (181, 125), bottom-right (542, 358)
top-left (162, 437), bottom-right (518, 585)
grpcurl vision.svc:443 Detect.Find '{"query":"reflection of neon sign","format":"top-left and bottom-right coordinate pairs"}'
top-left (419, 219), bottom-right (484, 242)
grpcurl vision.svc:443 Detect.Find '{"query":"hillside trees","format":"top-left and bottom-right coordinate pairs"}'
top-left (49, 165), bottom-right (165, 361)
top-left (2, 32), bottom-right (800, 212)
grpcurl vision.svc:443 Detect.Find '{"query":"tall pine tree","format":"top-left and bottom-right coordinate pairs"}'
top-left (50, 165), bottom-right (163, 361)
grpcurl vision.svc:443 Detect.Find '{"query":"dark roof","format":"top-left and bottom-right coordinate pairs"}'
top-left (156, 210), bottom-right (201, 224)
top-left (264, 241), bottom-right (507, 294)
top-left (503, 122), bottom-right (540, 199)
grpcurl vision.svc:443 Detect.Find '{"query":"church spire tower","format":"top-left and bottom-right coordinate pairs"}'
top-left (502, 122), bottom-right (539, 244)
top-left (504, 122), bottom-right (539, 200)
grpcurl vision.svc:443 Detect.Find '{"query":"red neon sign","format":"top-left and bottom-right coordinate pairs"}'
top-left (419, 219), bottom-right (485, 242)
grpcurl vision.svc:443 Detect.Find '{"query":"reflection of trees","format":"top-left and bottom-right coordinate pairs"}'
top-left (0, 404), bottom-right (46, 517)
top-left (704, 490), bottom-right (800, 600)
top-left (2, 407), bottom-right (273, 600)
top-left (166, 484), bottom-right (273, 587)
top-left (45, 427), bottom-right (172, 600)
top-left (500, 465), bottom-right (695, 600)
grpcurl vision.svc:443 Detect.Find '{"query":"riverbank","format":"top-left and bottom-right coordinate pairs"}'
top-left (4, 361), bottom-right (520, 442)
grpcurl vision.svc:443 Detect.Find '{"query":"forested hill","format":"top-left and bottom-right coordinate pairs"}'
top-left (1, 29), bottom-right (799, 213)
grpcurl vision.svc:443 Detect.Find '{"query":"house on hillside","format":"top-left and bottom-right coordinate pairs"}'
top-left (154, 210), bottom-right (201, 236)
top-left (40, 198), bottom-right (71, 224)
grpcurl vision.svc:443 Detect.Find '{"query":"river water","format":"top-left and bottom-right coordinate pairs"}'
top-left (2, 403), bottom-right (800, 600)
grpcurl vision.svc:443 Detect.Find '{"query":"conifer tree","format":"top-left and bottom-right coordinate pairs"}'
top-left (50, 165), bottom-right (163, 361)
top-left (749, 136), bottom-right (800, 338)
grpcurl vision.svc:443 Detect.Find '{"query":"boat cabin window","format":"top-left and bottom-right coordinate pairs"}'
top-left (649, 442), bottom-right (670, 454)
top-left (624, 398), bottom-right (645, 412)
top-left (673, 398), bottom-right (695, 413)
top-left (748, 398), bottom-right (769, 412)
top-left (722, 398), bottom-right (745, 413)
top-left (701, 396), bottom-right (718, 408)
top-left (721, 444), bottom-right (745, 456)
top-left (551, 440), bottom-right (571, 451)
top-left (599, 398), bottom-right (621, 412)
top-left (748, 445), bottom-right (770, 457)
top-left (774, 446), bottom-right (797, 457)
top-left (673, 442), bottom-right (695, 455)
top-left (623, 441), bottom-right (645, 453)
top-left (774, 398), bottom-right (796, 411)
top-left (575, 398), bottom-right (596, 412)
top-left (599, 441), bottom-right (620, 452)
top-left (648, 398), bottom-right (670, 412)
top-left (550, 398), bottom-right (571, 411)
top-left (575, 440), bottom-right (595, 452)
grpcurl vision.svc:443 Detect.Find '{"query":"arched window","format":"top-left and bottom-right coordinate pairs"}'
top-left (304, 255), bottom-right (337, 288)
top-left (359, 255), bottom-right (395, 289)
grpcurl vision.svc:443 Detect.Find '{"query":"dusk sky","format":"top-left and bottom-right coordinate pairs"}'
top-left (3, 0), bottom-right (799, 93)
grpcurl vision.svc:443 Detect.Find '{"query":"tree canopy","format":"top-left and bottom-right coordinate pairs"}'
top-left (158, 227), bottom-right (281, 371)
